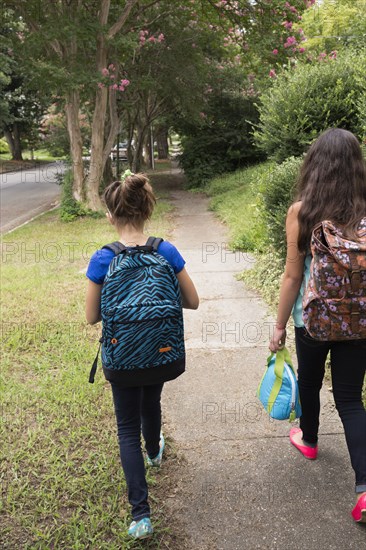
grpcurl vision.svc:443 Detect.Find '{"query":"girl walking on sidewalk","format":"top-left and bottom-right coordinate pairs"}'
top-left (85, 171), bottom-right (199, 539)
top-left (269, 128), bottom-right (366, 522)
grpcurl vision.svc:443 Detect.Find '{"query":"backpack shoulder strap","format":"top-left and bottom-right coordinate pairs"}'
top-left (102, 241), bottom-right (127, 255)
top-left (146, 236), bottom-right (164, 251)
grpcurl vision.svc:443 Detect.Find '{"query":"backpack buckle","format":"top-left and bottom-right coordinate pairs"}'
top-left (349, 254), bottom-right (361, 292)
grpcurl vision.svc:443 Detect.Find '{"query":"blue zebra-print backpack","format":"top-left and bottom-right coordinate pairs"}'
top-left (89, 237), bottom-right (185, 386)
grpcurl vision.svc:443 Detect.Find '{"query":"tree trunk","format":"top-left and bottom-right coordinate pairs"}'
top-left (86, 86), bottom-right (108, 211)
top-left (103, 156), bottom-right (114, 188)
top-left (156, 125), bottom-right (169, 159)
top-left (4, 125), bottom-right (23, 161)
top-left (102, 88), bottom-right (120, 169)
top-left (65, 90), bottom-right (84, 201)
top-left (143, 132), bottom-right (152, 168)
top-left (12, 123), bottom-right (23, 160)
top-left (132, 124), bottom-right (148, 172)
top-left (85, 10), bottom-right (109, 212)
top-left (84, 0), bottom-right (137, 208)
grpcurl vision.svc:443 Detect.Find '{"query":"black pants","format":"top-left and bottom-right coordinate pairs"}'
top-left (295, 327), bottom-right (366, 493)
top-left (110, 382), bottom-right (164, 521)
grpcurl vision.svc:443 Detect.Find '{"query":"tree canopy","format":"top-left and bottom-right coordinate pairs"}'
top-left (2, 0), bottom-right (321, 208)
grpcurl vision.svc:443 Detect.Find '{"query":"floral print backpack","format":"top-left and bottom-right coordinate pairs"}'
top-left (303, 218), bottom-right (366, 341)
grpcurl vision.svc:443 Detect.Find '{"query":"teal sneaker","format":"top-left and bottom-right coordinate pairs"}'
top-left (146, 433), bottom-right (165, 467)
top-left (128, 517), bottom-right (153, 539)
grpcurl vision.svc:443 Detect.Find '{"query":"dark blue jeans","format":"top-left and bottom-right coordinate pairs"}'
top-left (110, 382), bottom-right (164, 521)
top-left (295, 327), bottom-right (366, 493)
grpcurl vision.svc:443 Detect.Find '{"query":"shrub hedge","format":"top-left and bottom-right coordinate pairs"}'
top-left (254, 50), bottom-right (366, 162)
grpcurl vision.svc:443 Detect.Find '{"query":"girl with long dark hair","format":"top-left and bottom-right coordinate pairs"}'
top-left (269, 128), bottom-right (366, 522)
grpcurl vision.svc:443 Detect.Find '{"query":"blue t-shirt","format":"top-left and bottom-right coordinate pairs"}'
top-left (86, 240), bottom-right (185, 284)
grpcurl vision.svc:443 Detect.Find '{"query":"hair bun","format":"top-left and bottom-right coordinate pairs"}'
top-left (125, 173), bottom-right (147, 190)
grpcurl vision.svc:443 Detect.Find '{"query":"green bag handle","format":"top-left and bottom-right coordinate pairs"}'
top-left (265, 347), bottom-right (294, 416)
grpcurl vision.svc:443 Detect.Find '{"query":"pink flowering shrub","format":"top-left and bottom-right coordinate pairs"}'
top-left (139, 29), bottom-right (165, 47)
top-left (98, 66), bottom-right (130, 92)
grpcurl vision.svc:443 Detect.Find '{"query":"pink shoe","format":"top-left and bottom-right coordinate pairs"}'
top-left (289, 427), bottom-right (318, 460)
top-left (352, 493), bottom-right (366, 523)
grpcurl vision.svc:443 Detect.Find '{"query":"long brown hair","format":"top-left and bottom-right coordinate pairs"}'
top-left (103, 173), bottom-right (156, 227)
top-left (297, 128), bottom-right (366, 253)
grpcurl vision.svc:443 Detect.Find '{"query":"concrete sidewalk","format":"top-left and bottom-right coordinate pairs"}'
top-left (161, 176), bottom-right (366, 549)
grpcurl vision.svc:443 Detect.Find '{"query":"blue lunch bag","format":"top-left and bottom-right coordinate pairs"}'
top-left (257, 347), bottom-right (302, 421)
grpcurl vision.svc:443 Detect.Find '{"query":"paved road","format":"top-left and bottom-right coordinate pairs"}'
top-left (0, 162), bottom-right (66, 233)
top-left (160, 172), bottom-right (366, 550)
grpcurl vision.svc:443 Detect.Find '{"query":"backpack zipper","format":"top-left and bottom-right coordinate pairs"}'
top-left (112, 315), bottom-right (179, 325)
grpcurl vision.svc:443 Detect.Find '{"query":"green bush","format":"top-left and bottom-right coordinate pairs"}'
top-left (0, 137), bottom-right (10, 153)
top-left (357, 91), bottom-right (366, 143)
top-left (60, 169), bottom-right (88, 222)
top-left (179, 93), bottom-right (264, 188)
top-left (255, 49), bottom-right (366, 162)
top-left (259, 156), bottom-right (303, 260)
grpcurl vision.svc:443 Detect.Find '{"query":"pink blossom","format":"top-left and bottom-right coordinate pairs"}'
top-left (318, 52), bottom-right (328, 62)
top-left (118, 85), bottom-right (125, 92)
top-left (282, 21), bottom-right (293, 30)
top-left (121, 79), bottom-right (130, 87)
top-left (289, 6), bottom-right (297, 13)
top-left (272, 49), bottom-right (279, 55)
top-left (157, 33), bottom-right (165, 42)
top-left (101, 67), bottom-right (109, 76)
top-left (108, 64), bottom-right (115, 71)
top-left (329, 50), bottom-right (337, 59)
top-left (98, 82), bottom-right (105, 89)
top-left (284, 36), bottom-right (297, 48)
top-left (112, 84), bottom-right (118, 90)
top-left (269, 69), bottom-right (277, 78)
top-left (110, 74), bottom-right (115, 79)
top-left (299, 47), bottom-right (306, 53)
top-left (148, 36), bottom-right (156, 43)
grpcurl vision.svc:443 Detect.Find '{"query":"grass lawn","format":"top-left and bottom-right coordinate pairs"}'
top-left (203, 162), bottom-right (273, 252)
top-left (0, 149), bottom-right (66, 162)
top-left (0, 192), bottom-right (180, 548)
top-left (0, 150), bottom-right (65, 175)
